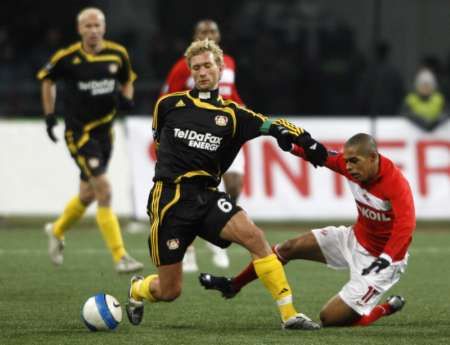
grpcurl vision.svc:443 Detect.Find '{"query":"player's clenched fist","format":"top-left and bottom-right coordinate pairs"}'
top-left (295, 132), bottom-right (328, 167)
top-left (45, 113), bottom-right (58, 143)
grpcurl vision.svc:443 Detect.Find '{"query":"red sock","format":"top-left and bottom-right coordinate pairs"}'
top-left (231, 244), bottom-right (287, 291)
top-left (353, 303), bottom-right (393, 326)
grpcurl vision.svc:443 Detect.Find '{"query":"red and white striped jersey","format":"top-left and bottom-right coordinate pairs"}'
top-left (160, 54), bottom-right (244, 105)
top-left (291, 146), bottom-right (416, 261)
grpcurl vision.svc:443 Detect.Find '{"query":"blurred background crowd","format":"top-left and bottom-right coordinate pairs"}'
top-left (1, 0), bottom-right (449, 130)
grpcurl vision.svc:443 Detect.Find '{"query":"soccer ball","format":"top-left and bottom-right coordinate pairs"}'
top-left (81, 293), bottom-right (122, 331)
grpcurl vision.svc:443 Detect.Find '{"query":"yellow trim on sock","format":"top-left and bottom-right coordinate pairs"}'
top-left (53, 196), bottom-right (86, 239)
top-left (96, 207), bottom-right (126, 262)
top-left (253, 253), bottom-right (298, 321)
top-left (132, 274), bottom-right (158, 302)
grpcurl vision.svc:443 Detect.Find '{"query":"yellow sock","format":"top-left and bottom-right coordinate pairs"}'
top-left (131, 274), bottom-right (158, 302)
top-left (53, 196), bottom-right (86, 239)
top-left (96, 207), bottom-right (126, 262)
top-left (253, 254), bottom-right (298, 322)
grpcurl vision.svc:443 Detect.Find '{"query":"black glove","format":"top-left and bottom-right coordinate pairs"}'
top-left (361, 257), bottom-right (390, 275)
top-left (295, 132), bottom-right (328, 167)
top-left (269, 124), bottom-right (294, 151)
top-left (45, 113), bottom-right (58, 143)
top-left (118, 93), bottom-right (134, 111)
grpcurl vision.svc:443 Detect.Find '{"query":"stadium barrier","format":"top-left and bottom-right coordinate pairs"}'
top-left (1, 117), bottom-right (449, 220)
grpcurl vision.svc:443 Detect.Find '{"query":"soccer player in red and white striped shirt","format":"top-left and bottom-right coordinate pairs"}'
top-left (200, 133), bottom-right (416, 327)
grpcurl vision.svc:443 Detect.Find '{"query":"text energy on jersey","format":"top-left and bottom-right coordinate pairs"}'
top-left (174, 128), bottom-right (222, 151)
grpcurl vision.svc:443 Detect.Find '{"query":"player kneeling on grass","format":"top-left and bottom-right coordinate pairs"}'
top-left (125, 38), bottom-right (329, 330)
top-left (200, 133), bottom-right (416, 327)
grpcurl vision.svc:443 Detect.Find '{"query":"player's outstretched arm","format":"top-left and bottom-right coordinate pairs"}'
top-left (260, 118), bottom-right (328, 166)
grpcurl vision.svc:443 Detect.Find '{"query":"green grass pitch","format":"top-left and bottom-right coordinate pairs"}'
top-left (0, 220), bottom-right (449, 345)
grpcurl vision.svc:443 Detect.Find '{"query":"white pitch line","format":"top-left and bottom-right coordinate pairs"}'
top-left (0, 247), bottom-right (448, 255)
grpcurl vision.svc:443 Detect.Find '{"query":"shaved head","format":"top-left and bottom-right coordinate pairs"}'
top-left (345, 133), bottom-right (378, 157)
top-left (77, 7), bottom-right (105, 24)
top-left (194, 19), bottom-right (221, 43)
top-left (77, 7), bottom-right (106, 53)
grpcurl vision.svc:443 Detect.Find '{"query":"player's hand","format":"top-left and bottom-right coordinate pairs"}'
top-left (295, 132), bottom-right (328, 167)
top-left (45, 113), bottom-right (58, 143)
top-left (361, 257), bottom-right (390, 275)
top-left (269, 124), bottom-right (293, 151)
top-left (118, 93), bottom-right (134, 111)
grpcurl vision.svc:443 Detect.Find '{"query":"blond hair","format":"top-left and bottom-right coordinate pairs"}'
top-left (77, 7), bottom-right (105, 23)
top-left (184, 39), bottom-right (223, 67)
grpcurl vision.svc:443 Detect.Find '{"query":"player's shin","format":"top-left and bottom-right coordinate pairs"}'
top-left (232, 244), bottom-right (287, 291)
top-left (352, 303), bottom-right (392, 326)
top-left (53, 196), bottom-right (87, 239)
top-left (131, 274), bottom-right (158, 302)
top-left (96, 207), bottom-right (126, 262)
top-left (253, 254), bottom-right (297, 322)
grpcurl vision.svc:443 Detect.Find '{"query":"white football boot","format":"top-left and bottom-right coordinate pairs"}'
top-left (115, 254), bottom-right (144, 273)
top-left (282, 313), bottom-right (321, 330)
top-left (125, 275), bottom-right (145, 325)
top-left (206, 242), bottom-right (230, 269)
top-left (182, 246), bottom-right (199, 272)
top-left (44, 223), bottom-right (64, 266)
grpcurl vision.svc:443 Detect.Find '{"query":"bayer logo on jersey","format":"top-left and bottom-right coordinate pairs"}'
top-left (81, 293), bottom-right (122, 331)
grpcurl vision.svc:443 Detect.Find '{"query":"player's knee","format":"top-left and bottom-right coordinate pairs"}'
top-left (79, 192), bottom-right (95, 205)
top-left (319, 309), bottom-right (334, 327)
top-left (159, 286), bottom-right (182, 302)
top-left (94, 181), bottom-right (112, 204)
top-left (278, 239), bottom-right (296, 260)
top-left (242, 227), bottom-right (266, 250)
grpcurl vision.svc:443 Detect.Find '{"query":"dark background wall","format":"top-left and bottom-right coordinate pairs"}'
top-left (1, 0), bottom-right (449, 116)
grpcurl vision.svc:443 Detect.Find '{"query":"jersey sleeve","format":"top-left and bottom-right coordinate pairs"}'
top-left (291, 145), bottom-right (347, 174)
top-left (36, 49), bottom-right (66, 81)
top-left (117, 49), bottom-right (137, 84)
top-left (160, 59), bottom-right (191, 96)
top-left (381, 175), bottom-right (416, 261)
top-left (233, 105), bottom-right (268, 142)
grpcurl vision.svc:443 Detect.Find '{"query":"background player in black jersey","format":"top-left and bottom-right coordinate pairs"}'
top-left (125, 39), bottom-right (328, 330)
top-left (37, 7), bottom-right (143, 273)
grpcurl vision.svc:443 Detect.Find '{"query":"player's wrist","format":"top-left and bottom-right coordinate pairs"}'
top-left (45, 113), bottom-right (57, 126)
top-left (379, 253), bottom-right (392, 264)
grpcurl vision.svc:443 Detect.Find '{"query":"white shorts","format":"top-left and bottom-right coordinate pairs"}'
top-left (219, 150), bottom-right (244, 192)
top-left (312, 225), bottom-right (408, 316)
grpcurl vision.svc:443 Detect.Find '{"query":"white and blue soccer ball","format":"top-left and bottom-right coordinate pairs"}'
top-left (81, 293), bottom-right (122, 331)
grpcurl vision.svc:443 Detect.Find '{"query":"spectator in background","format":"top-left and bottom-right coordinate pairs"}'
top-left (401, 68), bottom-right (448, 132)
top-left (355, 41), bottom-right (404, 116)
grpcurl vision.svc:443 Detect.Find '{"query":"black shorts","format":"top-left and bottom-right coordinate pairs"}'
top-left (147, 181), bottom-right (242, 266)
top-left (64, 126), bottom-right (113, 181)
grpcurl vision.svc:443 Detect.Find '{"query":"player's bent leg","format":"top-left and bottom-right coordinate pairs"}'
top-left (45, 180), bottom-right (93, 265)
top-left (319, 294), bottom-right (361, 327)
top-left (200, 231), bottom-right (326, 297)
top-left (126, 263), bottom-right (183, 325)
top-left (352, 295), bottom-right (406, 326)
top-left (220, 211), bottom-right (320, 330)
top-left (222, 171), bottom-right (243, 204)
top-left (277, 232), bottom-right (327, 263)
top-left (91, 174), bottom-right (143, 271)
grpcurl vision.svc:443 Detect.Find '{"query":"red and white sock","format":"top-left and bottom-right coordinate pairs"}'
top-left (353, 303), bottom-right (393, 326)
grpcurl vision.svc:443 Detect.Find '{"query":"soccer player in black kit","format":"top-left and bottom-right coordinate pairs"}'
top-left (126, 39), bottom-right (328, 330)
top-left (37, 7), bottom-right (143, 273)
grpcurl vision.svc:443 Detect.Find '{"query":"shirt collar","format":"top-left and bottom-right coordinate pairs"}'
top-left (190, 88), bottom-right (221, 104)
